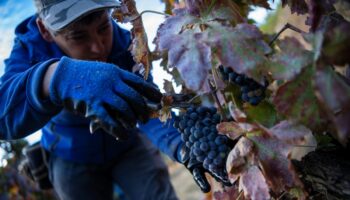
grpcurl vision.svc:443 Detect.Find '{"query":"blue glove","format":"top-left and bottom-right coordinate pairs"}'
top-left (179, 143), bottom-right (232, 193)
top-left (49, 56), bottom-right (162, 139)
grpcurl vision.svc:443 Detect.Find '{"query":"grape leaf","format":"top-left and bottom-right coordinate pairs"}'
top-left (307, 0), bottom-right (336, 32)
top-left (244, 101), bottom-right (277, 128)
top-left (315, 65), bottom-right (350, 145)
top-left (243, 0), bottom-right (271, 9)
top-left (268, 120), bottom-right (311, 144)
top-left (154, 8), bottom-right (199, 51)
top-left (213, 185), bottom-right (240, 200)
top-left (185, 0), bottom-right (244, 23)
top-left (226, 137), bottom-right (254, 179)
top-left (334, 0), bottom-right (350, 22)
top-left (158, 31), bottom-right (212, 91)
top-left (217, 121), bottom-right (255, 140)
top-left (204, 22), bottom-right (272, 85)
top-left (281, 0), bottom-right (308, 15)
top-left (273, 66), bottom-right (327, 130)
top-left (239, 165), bottom-right (271, 200)
top-left (228, 101), bottom-right (247, 122)
top-left (269, 37), bottom-right (313, 81)
top-left (249, 130), bottom-right (303, 194)
top-left (160, 0), bottom-right (177, 15)
top-left (322, 20), bottom-right (350, 66)
top-left (113, 0), bottom-right (152, 79)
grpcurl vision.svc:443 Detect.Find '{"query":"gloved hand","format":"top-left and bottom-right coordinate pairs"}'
top-left (49, 56), bottom-right (162, 139)
top-left (178, 143), bottom-right (232, 193)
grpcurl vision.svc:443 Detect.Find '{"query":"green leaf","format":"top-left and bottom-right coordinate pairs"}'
top-left (269, 37), bottom-right (313, 81)
top-left (315, 65), bottom-right (350, 145)
top-left (273, 66), bottom-right (327, 130)
top-left (244, 100), bottom-right (277, 128)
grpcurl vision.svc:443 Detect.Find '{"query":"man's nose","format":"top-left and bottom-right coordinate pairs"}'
top-left (90, 38), bottom-right (104, 53)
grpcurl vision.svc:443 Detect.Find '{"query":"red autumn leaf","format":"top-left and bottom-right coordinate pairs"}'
top-left (315, 65), bottom-right (350, 146)
top-left (239, 165), bottom-right (271, 200)
top-left (228, 101), bottom-right (247, 123)
top-left (213, 185), bottom-right (240, 200)
top-left (114, 0), bottom-right (152, 79)
top-left (281, 0), bottom-right (308, 15)
top-left (217, 121), bottom-right (255, 140)
top-left (226, 137), bottom-right (255, 181)
top-left (249, 129), bottom-right (304, 194)
top-left (273, 66), bottom-right (327, 131)
top-left (268, 120), bottom-right (311, 144)
top-left (204, 22), bottom-right (272, 85)
top-left (269, 37), bottom-right (313, 81)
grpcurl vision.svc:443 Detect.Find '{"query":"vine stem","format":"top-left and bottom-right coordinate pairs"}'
top-left (293, 145), bottom-right (317, 148)
top-left (130, 10), bottom-right (171, 21)
top-left (235, 190), bottom-right (244, 200)
top-left (269, 23), bottom-right (307, 46)
top-left (208, 80), bottom-right (227, 121)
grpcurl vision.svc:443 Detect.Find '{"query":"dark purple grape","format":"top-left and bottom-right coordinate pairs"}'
top-left (193, 148), bottom-right (203, 156)
top-left (197, 156), bottom-right (205, 162)
top-left (177, 106), bottom-right (232, 184)
top-left (199, 137), bottom-right (208, 143)
top-left (179, 120), bottom-right (187, 130)
top-left (190, 112), bottom-right (198, 120)
top-left (208, 133), bottom-right (216, 141)
top-left (200, 142), bottom-right (209, 152)
top-left (214, 157), bottom-right (224, 165)
top-left (218, 66), bottom-right (268, 106)
top-left (194, 141), bottom-right (201, 149)
top-left (193, 130), bottom-right (203, 138)
top-left (208, 150), bottom-right (217, 159)
top-left (184, 127), bottom-right (191, 136)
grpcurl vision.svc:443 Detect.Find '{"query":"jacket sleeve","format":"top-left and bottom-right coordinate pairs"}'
top-left (0, 38), bottom-right (61, 140)
top-left (138, 113), bottom-right (182, 162)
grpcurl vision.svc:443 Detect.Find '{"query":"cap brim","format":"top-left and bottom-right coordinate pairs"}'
top-left (42, 0), bottom-right (120, 31)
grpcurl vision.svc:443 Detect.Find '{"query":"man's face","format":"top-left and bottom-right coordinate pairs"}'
top-left (51, 11), bottom-right (113, 62)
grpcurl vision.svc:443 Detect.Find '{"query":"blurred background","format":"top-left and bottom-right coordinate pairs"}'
top-left (0, 0), bottom-right (289, 199)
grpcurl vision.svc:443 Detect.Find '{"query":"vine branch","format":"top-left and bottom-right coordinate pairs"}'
top-left (208, 80), bottom-right (227, 121)
top-left (130, 10), bottom-right (171, 21)
top-left (269, 23), bottom-right (307, 46)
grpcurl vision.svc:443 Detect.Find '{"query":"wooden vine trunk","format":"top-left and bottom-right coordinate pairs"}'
top-left (293, 145), bottom-right (350, 200)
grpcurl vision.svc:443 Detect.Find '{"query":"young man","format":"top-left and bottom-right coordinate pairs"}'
top-left (0, 0), bottom-right (226, 199)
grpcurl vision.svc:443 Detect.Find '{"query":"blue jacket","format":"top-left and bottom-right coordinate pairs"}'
top-left (0, 15), bottom-right (182, 164)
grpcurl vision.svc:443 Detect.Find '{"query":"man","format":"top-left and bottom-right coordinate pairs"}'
top-left (0, 0), bottom-right (226, 199)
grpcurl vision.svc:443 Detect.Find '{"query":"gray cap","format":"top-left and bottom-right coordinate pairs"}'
top-left (34, 0), bottom-right (121, 31)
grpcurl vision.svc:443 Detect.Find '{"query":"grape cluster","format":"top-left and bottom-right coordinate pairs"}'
top-left (174, 106), bottom-right (231, 178)
top-left (218, 65), bottom-right (267, 106)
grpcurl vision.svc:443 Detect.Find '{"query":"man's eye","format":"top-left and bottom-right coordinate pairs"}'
top-left (99, 25), bottom-right (110, 33)
top-left (70, 35), bottom-right (86, 40)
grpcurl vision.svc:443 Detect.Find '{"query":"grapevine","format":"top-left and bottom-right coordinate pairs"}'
top-left (115, 0), bottom-right (350, 199)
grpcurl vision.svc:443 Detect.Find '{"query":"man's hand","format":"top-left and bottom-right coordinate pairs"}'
top-left (47, 56), bottom-right (162, 139)
top-left (179, 144), bottom-right (231, 193)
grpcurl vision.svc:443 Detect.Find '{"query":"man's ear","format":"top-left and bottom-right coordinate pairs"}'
top-left (36, 18), bottom-right (54, 42)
